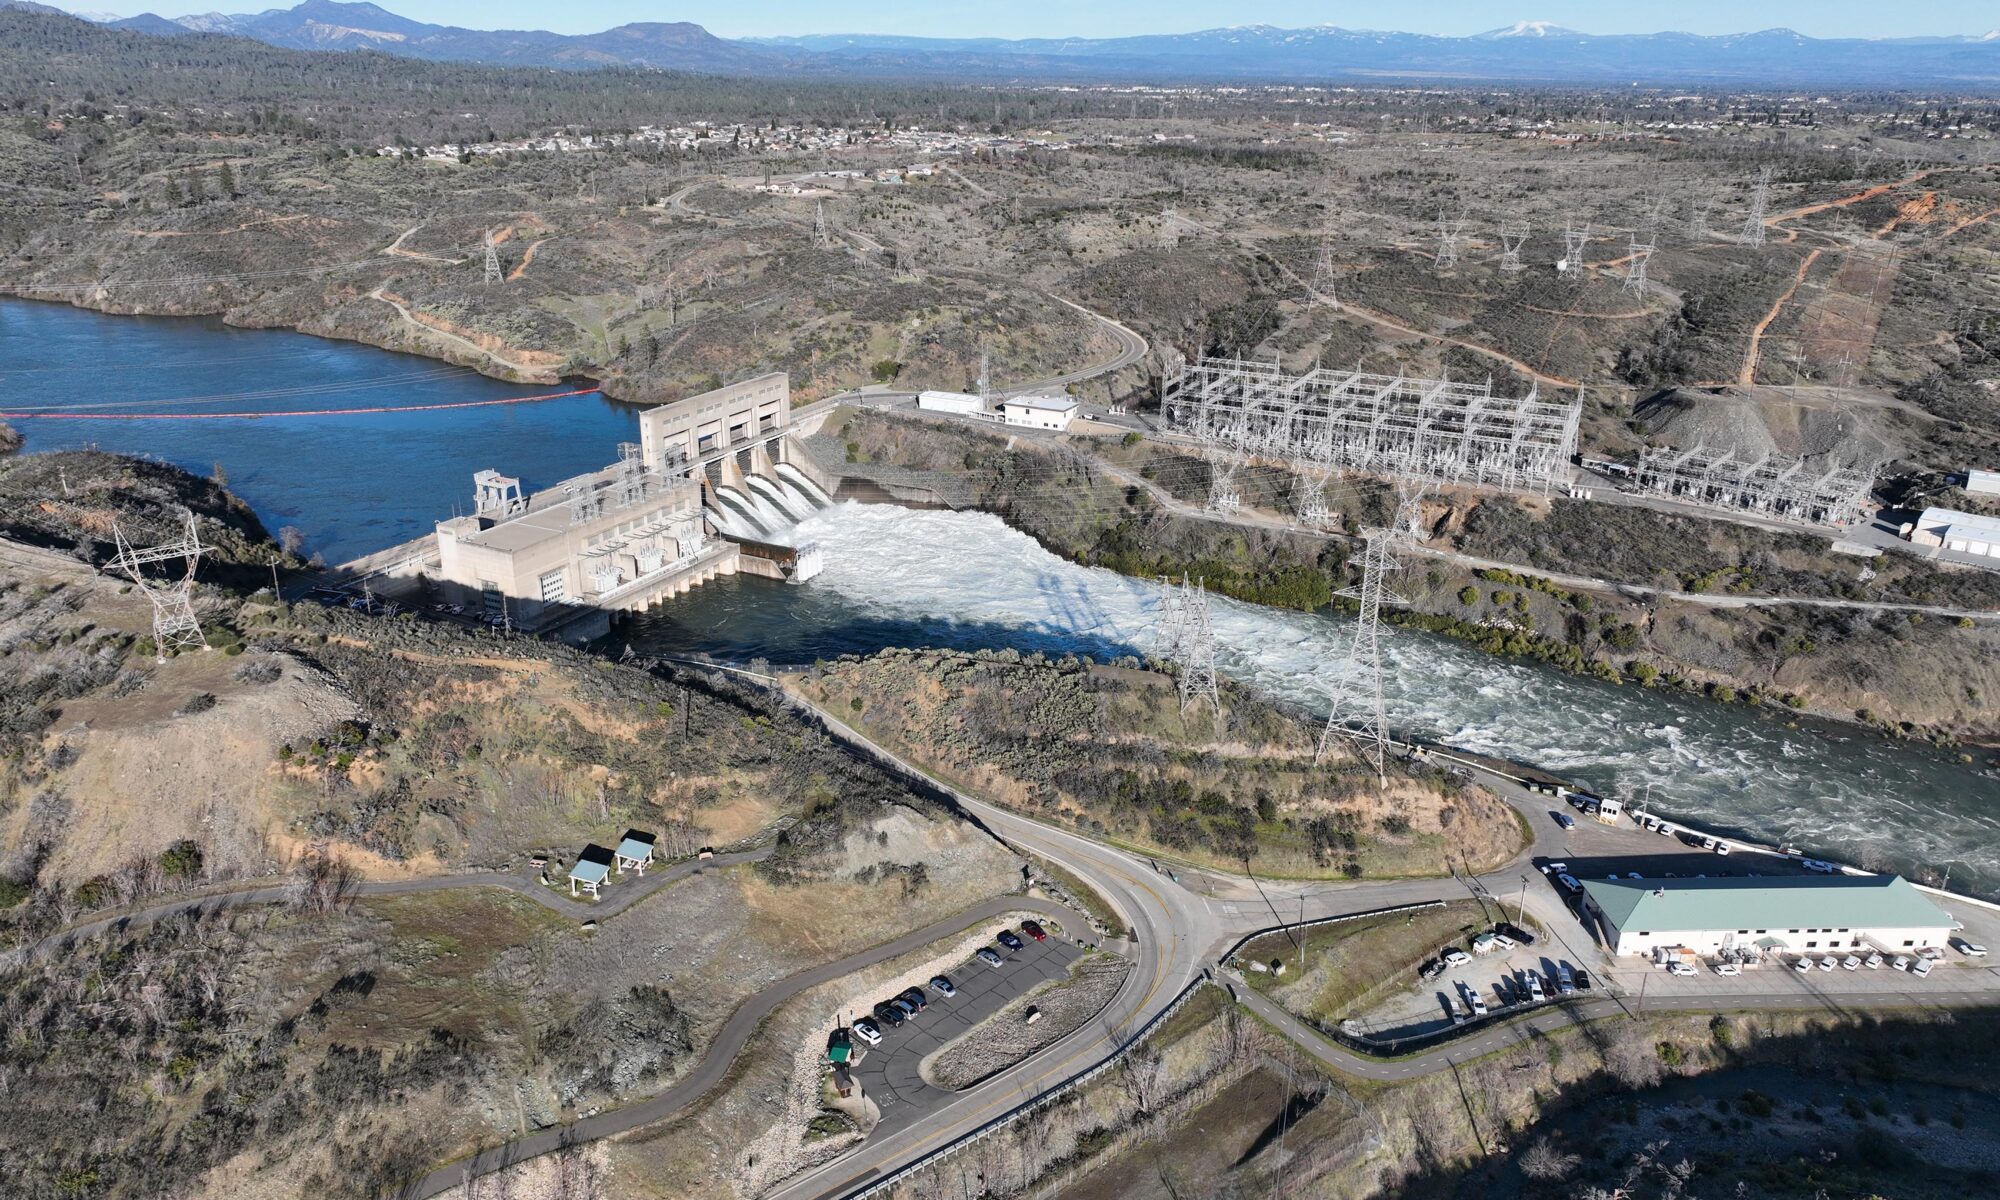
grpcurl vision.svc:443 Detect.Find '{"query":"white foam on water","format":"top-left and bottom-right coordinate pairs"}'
top-left (782, 503), bottom-right (2000, 890)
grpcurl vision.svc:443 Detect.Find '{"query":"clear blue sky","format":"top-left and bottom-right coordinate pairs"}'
top-left (53, 1), bottom-right (2000, 40)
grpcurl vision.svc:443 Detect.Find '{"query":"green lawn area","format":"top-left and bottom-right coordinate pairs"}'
top-left (1236, 900), bottom-right (1522, 1023)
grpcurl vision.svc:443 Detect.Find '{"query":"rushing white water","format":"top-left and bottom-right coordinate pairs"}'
top-left (638, 502), bottom-right (2000, 892)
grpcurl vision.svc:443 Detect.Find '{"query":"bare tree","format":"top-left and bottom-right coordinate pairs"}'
top-left (1520, 1136), bottom-right (1581, 1181)
top-left (283, 844), bottom-right (358, 916)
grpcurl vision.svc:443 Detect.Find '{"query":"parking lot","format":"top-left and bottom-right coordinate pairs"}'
top-left (849, 931), bottom-right (1083, 1132)
top-left (1365, 942), bottom-right (1598, 1038)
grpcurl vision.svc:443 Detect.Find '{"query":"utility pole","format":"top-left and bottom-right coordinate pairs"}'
top-left (1433, 210), bottom-right (1467, 269)
top-left (1156, 575), bottom-right (1220, 716)
top-left (1742, 165), bottom-right (1772, 247)
top-left (1558, 219), bottom-right (1590, 276)
top-left (1623, 232), bottom-right (1656, 297)
top-left (112, 509), bottom-right (209, 660)
top-left (812, 200), bottom-right (833, 250)
top-left (482, 228), bottom-right (502, 285)
top-left (1498, 220), bottom-right (1529, 272)
top-left (1317, 484), bottom-right (1427, 783)
top-left (1306, 231), bottom-right (1341, 310)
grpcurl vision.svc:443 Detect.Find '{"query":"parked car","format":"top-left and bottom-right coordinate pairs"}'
top-left (1499, 923), bottom-right (1536, 946)
top-left (1841, 955), bottom-right (1862, 971)
top-left (1554, 812), bottom-right (1576, 830)
top-left (1468, 989), bottom-right (1489, 1017)
top-left (1442, 948), bottom-right (1472, 967)
top-left (1556, 873), bottom-right (1581, 893)
top-left (1657, 823), bottom-right (1675, 837)
top-left (1952, 937), bottom-right (1988, 957)
top-left (1713, 962), bottom-right (1741, 977)
top-left (1793, 957), bottom-right (1815, 974)
top-left (1714, 841), bottom-right (1732, 856)
top-left (1700, 835), bottom-right (1717, 850)
top-left (1529, 972), bottom-right (1547, 999)
top-left (1545, 862), bottom-right (1568, 874)
top-left (1021, 920), bottom-right (1048, 942)
top-left (1557, 964), bottom-right (1575, 994)
top-left (852, 1018), bottom-right (883, 1046)
top-left (891, 998), bottom-right (917, 1018)
top-left (1818, 956), bottom-right (1837, 972)
top-left (1891, 955), bottom-right (1911, 972)
top-left (1573, 969), bottom-right (1591, 991)
top-left (1627, 872), bottom-right (1643, 880)
top-left (1912, 957), bottom-right (1934, 977)
top-left (1492, 932), bottom-right (1518, 950)
top-left (901, 987), bottom-right (929, 1012)
top-left (977, 947), bottom-right (1005, 968)
top-left (997, 930), bottom-right (1025, 951)
top-left (1668, 962), bottom-right (1697, 977)
top-left (1863, 953), bottom-right (1884, 969)
top-left (1419, 958), bottom-right (1446, 982)
top-left (872, 1002), bottom-right (907, 1027)
top-left (931, 975), bottom-right (957, 998)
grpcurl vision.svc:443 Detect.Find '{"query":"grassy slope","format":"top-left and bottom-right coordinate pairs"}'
top-left (799, 648), bottom-right (1523, 879)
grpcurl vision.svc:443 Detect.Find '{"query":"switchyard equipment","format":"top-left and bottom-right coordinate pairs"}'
top-left (1163, 355), bottom-right (1581, 495)
top-left (1630, 443), bottom-right (1876, 528)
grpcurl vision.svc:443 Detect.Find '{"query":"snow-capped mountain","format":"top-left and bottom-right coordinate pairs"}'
top-left (25, 2), bottom-right (1995, 85)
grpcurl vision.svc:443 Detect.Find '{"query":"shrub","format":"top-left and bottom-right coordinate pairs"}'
top-left (1457, 585), bottom-right (1479, 606)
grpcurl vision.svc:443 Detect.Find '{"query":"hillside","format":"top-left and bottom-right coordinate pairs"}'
top-left (795, 647), bottom-right (1525, 878)
top-left (0, 455), bottom-right (1030, 1199)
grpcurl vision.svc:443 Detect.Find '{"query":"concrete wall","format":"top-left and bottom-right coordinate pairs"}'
top-left (640, 373), bottom-right (791, 473)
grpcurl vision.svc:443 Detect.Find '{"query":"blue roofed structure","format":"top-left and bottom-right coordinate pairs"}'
top-left (568, 844), bottom-right (615, 897)
top-left (614, 829), bottom-right (658, 875)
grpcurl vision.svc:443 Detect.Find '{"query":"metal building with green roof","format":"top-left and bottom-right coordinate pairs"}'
top-left (1579, 874), bottom-right (1953, 958)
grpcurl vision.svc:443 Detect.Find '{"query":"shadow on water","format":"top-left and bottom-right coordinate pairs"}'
top-left (617, 572), bottom-right (1151, 666)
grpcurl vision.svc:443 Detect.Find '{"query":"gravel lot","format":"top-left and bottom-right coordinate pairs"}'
top-left (922, 953), bottom-right (1132, 1090)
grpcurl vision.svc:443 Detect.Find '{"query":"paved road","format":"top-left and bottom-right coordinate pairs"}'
top-left (394, 890), bottom-right (1086, 1199)
top-left (853, 936), bottom-right (1084, 1125)
top-left (1085, 449), bottom-right (1997, 621)
top-left (11, 849), bottom-right (773, 966)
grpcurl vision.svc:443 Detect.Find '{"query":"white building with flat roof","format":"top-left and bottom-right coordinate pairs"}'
top-left (1907, 506), bottom-right (2000, 561)
top-left (1966, 468), bottom-right (2000, 497)
top-left (1000, 394), bottom-right (1079, 431)
top-left (917, 390), bottom-right (989, 417)
top-left (1581, 874), bottom-right (1953, 958)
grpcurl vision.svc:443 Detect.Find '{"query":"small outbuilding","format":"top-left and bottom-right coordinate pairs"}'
top-left (568, 844), bottom-right (615, 897)
top-left (1000, 394), bottom-right (1079, 431)
top-left (1965, 468), bottom-right (2000, 496)
top-left (614, 830), bottom-right (658, 876)
top-left (917, 390), bottom-right (988, 417)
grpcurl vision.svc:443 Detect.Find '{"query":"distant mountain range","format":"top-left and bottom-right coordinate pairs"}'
top-left (13, 0), bottom-right (2000, 84)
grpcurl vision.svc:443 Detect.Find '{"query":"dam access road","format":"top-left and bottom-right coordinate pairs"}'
top-left (24, 659), bottom-right (2000, 1200)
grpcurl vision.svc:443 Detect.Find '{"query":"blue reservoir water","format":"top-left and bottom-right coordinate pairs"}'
top-left (0, 297), bottom-right (639, 563)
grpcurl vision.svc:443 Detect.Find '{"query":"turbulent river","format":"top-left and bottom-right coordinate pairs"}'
top-left (7, 297), bottom-right (1996, 893)
top-left (625, 503), bottom-right (2000, 895)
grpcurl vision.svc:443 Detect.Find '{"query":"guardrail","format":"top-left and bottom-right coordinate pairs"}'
top-left (1215, 899), bottom-right (1447, 967)
top-left (837, 974), bottom-right (1216, 1200)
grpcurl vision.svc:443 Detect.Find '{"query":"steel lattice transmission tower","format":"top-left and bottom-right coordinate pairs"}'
top-left (1306, 233), bottom-right (1341, 310)
top-left (1433, 212), bottom-right (1468, 269)
top-left (1316, 485), bottom-right (1427, 784)
top-left (482, 229), bottom-right (502, 285)
top-left (1294, 468), bottom-right (1333, 528)
top-left (976, 349), bottom-right (991, 402)
top-left (1155, 575), bottom-right (1221, 715)
top-left (113, 510), bottom-right (209, 659)
top-left (1742, 166), bottom-right (1772, 247)
top-left (1557, 220), bottom-right (1590, 277)
top-left (1158, 207), bottom-right (1182, 252)
top-left (1622, 233), bottom-right (1656, 297)
top-left (812, 201), bottom-right (834, 250)
top-left (1498, 220), bottom-right (1529, 272)
top-left (1205, 447), bottom-right (1242, 514)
